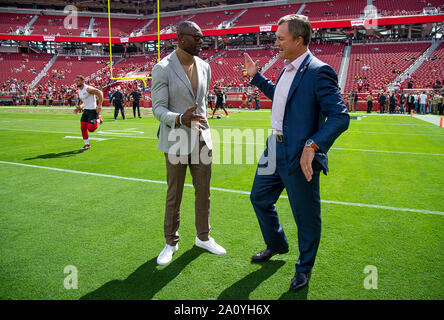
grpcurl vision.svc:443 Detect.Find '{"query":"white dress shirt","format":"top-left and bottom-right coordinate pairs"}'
top-left (271, 50), bottom-right (309, 133)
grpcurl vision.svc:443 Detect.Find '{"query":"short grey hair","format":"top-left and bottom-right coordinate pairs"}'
top-left (278, 14), bottom-right (312, 46)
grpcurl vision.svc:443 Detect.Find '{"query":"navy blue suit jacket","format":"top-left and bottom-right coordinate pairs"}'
top-left (251, 52), bottom-right (350, 175)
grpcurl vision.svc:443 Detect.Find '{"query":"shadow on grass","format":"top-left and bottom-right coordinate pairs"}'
top-left (80, 247), bottom-right (203, 300)
top-left (24, 150), bottom-right (83, 160)
top-left (278, 285), bottom-right (309, 300)
top-left (217, 260), bottom-right (285, 300)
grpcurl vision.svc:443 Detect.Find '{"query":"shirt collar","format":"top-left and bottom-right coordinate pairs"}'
top-left (284, 49), bottom-right (310, 72)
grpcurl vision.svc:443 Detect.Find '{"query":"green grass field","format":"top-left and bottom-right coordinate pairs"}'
top-left (0, 106), bottom-right (443, 300)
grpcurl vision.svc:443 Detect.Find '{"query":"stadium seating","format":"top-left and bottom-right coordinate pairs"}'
top-left (144, 15), bottom-right (193, 34)
top-left (0, 52), bottom-right (52, 84)
top-left (233, 4), bottom-right (301, 27)
top-left (373, 0), bottom-right (443, 16)
top-left (30, 15), bottom-right (91, 36)
top-left (404, 42), bottom-right (444, 89)
top-left (0, 13), bottom-right (33, 34)
top-left (345, 42), bottom-right (431, 92)
top-left (92, 17), bottom-right (147, 37)
top-left (200, 49), bottom-right (223, 62)
top-left (37, 55), bottom-right (109, 87)
top-left (0, 5), bottom-right (442, 100)
top-left (187, 9), bottom-right (243, 29)
top-left (301, 0), bottom-right (366, 21)
top-left (264, 43), bottom-right (345, 80)
top-left (208, 49), bottom-right (275, 88)
top-left (111, 55), bottom-right (158, 77)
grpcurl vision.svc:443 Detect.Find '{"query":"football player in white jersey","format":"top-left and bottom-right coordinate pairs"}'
top-left (74, 75), bottom-right (104, 151)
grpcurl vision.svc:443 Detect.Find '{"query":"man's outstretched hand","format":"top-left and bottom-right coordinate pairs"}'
top-left (243, 53), bottom-right (260, 77)
top-left (181, 103), bottom-right (207, 133)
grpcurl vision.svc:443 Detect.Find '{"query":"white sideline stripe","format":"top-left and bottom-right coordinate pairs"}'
top-left (331, 147), bottom-right (444, 157)
top-left (1, 119), bottom-right (441, 134)
top-left (0, 160), bottom-right (442, 216)
top-left (353, 122), bottom-right (432, 126)
top-left (1, 127), bottom-right (443, 156)
top-left (2, 120), bottom-right (442, 136)
top-left (64, 136), bottom-right (111, 141)
top-left (0, 128), bottom-right (157, 139)
top-left (1, 118), bottom-right (433, 127)
top-left (346, 130), bottom-right (444, 136)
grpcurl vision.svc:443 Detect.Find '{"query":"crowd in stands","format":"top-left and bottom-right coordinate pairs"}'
top-left (2, 0), bottom-right (444, 38)
top-left (0, 38), bottom-right (443, 110)
top-left (345, 89), bottom-right (444, 115)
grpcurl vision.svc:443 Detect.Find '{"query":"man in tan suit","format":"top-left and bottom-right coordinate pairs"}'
top-left (151, 21), bottom-right (226, 266)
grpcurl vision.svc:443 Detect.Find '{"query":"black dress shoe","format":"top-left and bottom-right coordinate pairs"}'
top-left (290, 271), bottom-right (311, 292)
top-left (251, 247), bottom-right (289, 262)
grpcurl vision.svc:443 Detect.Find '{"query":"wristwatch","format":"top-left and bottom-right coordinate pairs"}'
top-left (305, 139), bottom-right (319, 152)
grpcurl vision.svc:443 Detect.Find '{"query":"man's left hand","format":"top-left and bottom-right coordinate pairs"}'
top-left (74, 105), bottom-right (83, 114)
top-left (300, 147), bottom-right (315, 182)
top-left (97, 105), bottom-right (102, 113)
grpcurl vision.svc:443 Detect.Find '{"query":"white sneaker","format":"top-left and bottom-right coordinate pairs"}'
top-left (195, 236), bottom-right (226, 255)
top-left (157, 244), bottom-right (178, 265)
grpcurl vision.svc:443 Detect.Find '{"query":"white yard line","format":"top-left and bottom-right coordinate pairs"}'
top-left (64, 136), bottom-right (111, 141)
top-left (331, 147), bottom-right (444, 157)
top-left (1, 127), bottom-right (443, 156)
top-left (0, 160), bottom-right (442, 216)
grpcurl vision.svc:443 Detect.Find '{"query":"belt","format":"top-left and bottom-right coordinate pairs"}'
top-left (272, 129), bottom-right (283, 142)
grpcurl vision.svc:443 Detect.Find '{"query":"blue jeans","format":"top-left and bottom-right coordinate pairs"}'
top-left (420, 103), bottom-right (425, 114)
top-left (250, 136), bottom-right (322, 273)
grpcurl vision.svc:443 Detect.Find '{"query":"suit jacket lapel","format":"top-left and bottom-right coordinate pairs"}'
top-left (285, 53), bottom-right (313, 105)
top-left (170, 51), bottom-right (195, 99)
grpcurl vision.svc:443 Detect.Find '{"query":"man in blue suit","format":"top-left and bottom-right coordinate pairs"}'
top-left (244, 14), bottom-right (349, 292)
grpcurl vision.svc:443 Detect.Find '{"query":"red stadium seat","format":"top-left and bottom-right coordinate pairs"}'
top-left (345, 42), bottom-right (431, 92)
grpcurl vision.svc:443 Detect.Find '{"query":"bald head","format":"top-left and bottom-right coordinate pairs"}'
top-left (177, 21), bottom-right (201, 36)
top-left (177, 21), bottom-right (203, 56)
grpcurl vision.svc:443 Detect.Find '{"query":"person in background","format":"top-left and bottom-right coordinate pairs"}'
top-left (347, 91), bottom-right (353, 112)
top-left (130, 88), bottom-right (142, 119)
top-left (74, 75), bottom-right (104, 151)
top-left (366, 91), bottom-right (373, 113)
top-left (389, 92), bottom-right (396, 114)
top-left (353, 91), bottom-right (358, 112)
top-left (419, 91), bottom-right (427, 114)
top-left (110, 87), bottom-right (126, 120)
top-left (254, 89), bottom-right (261, 110)
top-left (378, 91), bottom-right (386, 113)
